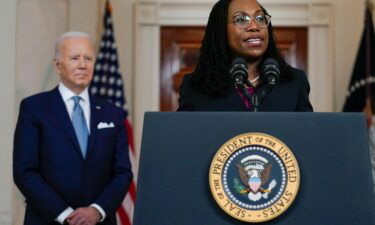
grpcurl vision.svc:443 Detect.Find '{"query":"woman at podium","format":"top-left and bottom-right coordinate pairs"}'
top-left (177, 0), bottom-right (313, 112)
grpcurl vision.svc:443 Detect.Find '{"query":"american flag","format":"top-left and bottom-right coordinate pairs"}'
top-left (89, 1), bottom-right (136, 224)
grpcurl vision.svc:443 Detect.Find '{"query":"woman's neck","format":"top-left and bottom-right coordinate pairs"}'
top-left (247, 60), bottom-right (261, 81)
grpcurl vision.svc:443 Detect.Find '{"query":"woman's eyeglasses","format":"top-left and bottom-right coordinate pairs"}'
top-left (230, 14), bottom-right (271, 29)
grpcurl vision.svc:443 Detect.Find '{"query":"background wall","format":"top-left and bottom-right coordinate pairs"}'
top-left (0, 0), bottom-right (372, 224)
top-left (0, 0), bottom-right (17, 224)
top-left (12, 1), bottom-right (69, 224)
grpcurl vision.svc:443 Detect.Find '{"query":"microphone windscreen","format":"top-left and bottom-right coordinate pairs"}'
top-left (261, 58), bottom-right (280, 85)
top-left (232, 57), bottom-right (247, 67)
top-left (261, 58), bottom-right (279, 72)
top-left (230, 57), bottom-right (248, 85)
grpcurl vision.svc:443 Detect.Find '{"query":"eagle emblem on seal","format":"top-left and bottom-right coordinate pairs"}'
top-left (234, 155), bottom-right (277, 201)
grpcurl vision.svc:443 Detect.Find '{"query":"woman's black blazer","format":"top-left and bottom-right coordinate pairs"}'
top-left (177, 67), bottom-right (313, 112)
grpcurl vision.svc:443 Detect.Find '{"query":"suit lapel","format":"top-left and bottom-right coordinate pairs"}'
top-left (228, 85), bottom-right (250, 110)
top-left (48, 87), bottom-right (83, 158)
top-left (86, 94), bottom-right (100, 159)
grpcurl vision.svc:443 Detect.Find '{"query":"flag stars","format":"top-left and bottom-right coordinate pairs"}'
top-left (93, 75), bottom-right (100, 83)
top-left (101, 75), bottom-right (108, 83)
top-left (95, 64), bottom-right (102, 71)
top-left (108, 89), bottom-right (114, 97)
top-left (109, 77), bottom-right (115, 85)
top-left (115, 90), bottom-right (122, 98)
top-left (100, 87), bottom-right (106, 95)
top-left (103, 63), bottom-right (109, 72)
top-left (90, 7), bottom-right (126, 110)
top-left (107, 17), bottom-right (112, 25)
top-left (91, 87), bottom-right (98, 94)
top-left (346, 78), bottom-right (375, 97)
top-left (110, 65), bottom-right (116, 73)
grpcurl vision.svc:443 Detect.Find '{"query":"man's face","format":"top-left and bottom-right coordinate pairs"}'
top-left (54, 37), bottom-right (95, 94)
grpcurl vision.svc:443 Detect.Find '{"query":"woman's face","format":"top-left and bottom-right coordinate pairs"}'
top-left (227, 0), bottom-right (269, 61)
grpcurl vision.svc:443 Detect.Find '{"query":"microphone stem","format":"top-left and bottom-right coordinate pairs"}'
top-left (252, 94), bottom-right (259, 112)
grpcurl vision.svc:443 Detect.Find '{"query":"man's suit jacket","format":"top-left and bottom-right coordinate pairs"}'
top-left (177, 67), bottom-right (313, 112)
top-left (13, 87), bottom-right (133, 225)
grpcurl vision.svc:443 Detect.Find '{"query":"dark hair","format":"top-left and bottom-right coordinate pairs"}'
top-left (191, 0), bottom-right (292, 97)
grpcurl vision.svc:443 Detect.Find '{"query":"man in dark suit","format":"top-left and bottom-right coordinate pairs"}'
top-left (13, 31), bottom-right (133, 225)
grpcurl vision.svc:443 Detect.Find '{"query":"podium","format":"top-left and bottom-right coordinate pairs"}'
top-left (133, 112), bottom-right (375, 225)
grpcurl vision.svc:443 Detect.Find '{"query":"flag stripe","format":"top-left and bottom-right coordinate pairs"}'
top-left (122, 193), bottom-right (135, 221)
top-left (124, 120), bottom-right (135, 154)
top-left (117, 205), bottom-right (131, 225)
top-left (128, 179), bottom-right (137, 202)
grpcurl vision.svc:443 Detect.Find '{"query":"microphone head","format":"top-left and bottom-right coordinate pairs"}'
top-left (232, 57), bottom-right (247, 67)
top-left (261, 58), bottom-right (280, 86)
top-left (230, 57), bottom-right (248, 85)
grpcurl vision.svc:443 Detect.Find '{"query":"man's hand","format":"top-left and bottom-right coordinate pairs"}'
top-left (67, 207), bottom-right (101, 225)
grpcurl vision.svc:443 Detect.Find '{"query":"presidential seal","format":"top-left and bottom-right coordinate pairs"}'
top-left (209, 133), bottom-right (300, 223)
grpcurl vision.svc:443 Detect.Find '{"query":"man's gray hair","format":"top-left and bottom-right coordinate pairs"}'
top-left (54, 31), bottom-right (93, 60)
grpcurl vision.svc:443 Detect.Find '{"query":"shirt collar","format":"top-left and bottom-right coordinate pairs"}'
top-left (58, 82), bottom-right (90, 103)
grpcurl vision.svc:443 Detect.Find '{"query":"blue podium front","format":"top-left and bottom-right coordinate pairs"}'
top-left (133, 112), bottom-right (375, 225)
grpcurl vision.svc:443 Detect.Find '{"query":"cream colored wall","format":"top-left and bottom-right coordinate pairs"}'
top-left (0, 0), bottom-right (17, 224)
top-left (2, 0), bottom-right (374, 224)
top-left (12, 1), bottom-right (69, 224)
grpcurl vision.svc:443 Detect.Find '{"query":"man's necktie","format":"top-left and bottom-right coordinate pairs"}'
top-left (71, 96), bottom-right (89, 158)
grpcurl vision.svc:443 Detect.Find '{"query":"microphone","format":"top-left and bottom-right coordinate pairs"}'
top-left (230, 57), bottom-right (248, 86)
top-left (230, 57), bottom-right (255, 111)
top-left (261, 58), bottom-right (280, 86)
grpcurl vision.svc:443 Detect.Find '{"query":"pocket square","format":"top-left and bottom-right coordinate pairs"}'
top-left (97, 122), bottom-right (115, 129)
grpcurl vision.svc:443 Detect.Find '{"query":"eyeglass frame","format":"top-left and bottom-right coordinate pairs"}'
top-left (229, 13), bottom-right (272, 29)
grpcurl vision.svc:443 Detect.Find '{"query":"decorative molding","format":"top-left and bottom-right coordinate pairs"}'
top-left (309, 3), bottom-right (332, 25)
top-left (158, 3), bottom-right (213, 26)
top-left (136, 0), bottom-right (333, 26)
top-left (136, 2), bottom-right (158, 25)
top-left (266, 4), bottom-right (310, 26)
